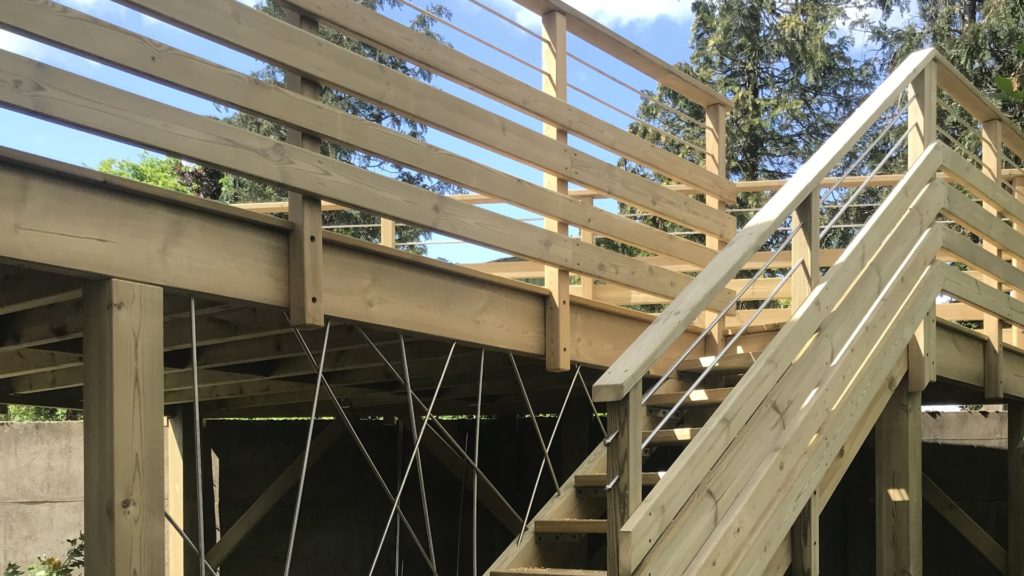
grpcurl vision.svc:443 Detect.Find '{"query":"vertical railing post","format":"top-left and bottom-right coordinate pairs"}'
top-left (701, 104), bottom-right (729, 353)
top-left (541, 9), bottom-right (570, 372)
top-left (789, 182), bottom-right (820, 575)
top-left (1013, 174), bottom-right (1024, 348)
top-left (285, 9), bottom-right (325, 328)
top-left (607, 385), bottom-right (641, 576)
top-left (981, 119), bottom-right (1005, 398)
top-left (579, 197), bottom-right (596, 300)
top-left (380, 217), bottom-right (396, 248)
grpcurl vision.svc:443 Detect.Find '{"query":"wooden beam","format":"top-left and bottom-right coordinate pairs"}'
top-left (0, 266), bottom-right (82, 316)
top-left (606, 387), bottom-right (641, 576)
top-left (283, 7), bottom-right (324, 328)
top-left (908, 304), bottom-right (936, 392)
top-left (922, 474), bottom-right (1007, 574)
top-left (542, 9), bottom-right (570, 372)
top-left (0, 50), bottom-right (722, 306)
top-left (83, 278), bottom-right (164, 575)
top-left (875, 378), bottom-right (922, 576)
top-left (206, 422), bottom-right (343, 568)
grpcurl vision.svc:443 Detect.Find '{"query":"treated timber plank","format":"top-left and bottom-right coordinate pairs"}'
top-left (108, 0), bottom-right (735, 241)
top-left (643, 427), bottom-right (699, 446)
top-left (875, 379), bottom-right (923, 576)
top-left (619, 151), bottom-right (947, 572)
top-left (0, 51), bottom-right (726, 307)
top-left (534, 519), bottom-right (607, 534)
top-left (574, 472), bottom-right (663, 488)
top-left (0, 267), bottom-right (81, 316)
top-left (922, 474), bottom-right (1007, 574)
top-left (0, 0), bottom-right (717, 269)
top-left (83, 279), bottom-right (164, 575)
top-left (492, 569), bottom-right (606, 576)
top-left (645, 387), bottom-right (731, 409)
top-left (592, 49), bottom-right (940, 402)
top-left (283, 0), bottom-right (734, 203)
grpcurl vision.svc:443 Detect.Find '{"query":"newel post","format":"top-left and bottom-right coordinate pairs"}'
top-left (607, 385), bottom-right (641, 576)
top-left (981, 118), bottom-right (1005, 398)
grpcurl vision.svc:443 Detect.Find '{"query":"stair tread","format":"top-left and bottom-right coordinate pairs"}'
top-left (489, 565), bottom-right (602, 569)
top-left (677, 352), bottom-right (759, 374)
top-left (646, 386), bottom-right (732, 408)
top-left (534, 518), bottom-right (607, 534)
top-left (574, 472), bottom-right (664, 488)
top-left (644, 427), bottom-right (700, 445)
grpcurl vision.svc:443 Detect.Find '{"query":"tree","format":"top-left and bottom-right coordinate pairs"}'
top-left (97, 152), bottom-right (188, 193)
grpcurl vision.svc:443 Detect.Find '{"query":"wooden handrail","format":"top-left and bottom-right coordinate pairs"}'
top-left (510, 0), bottom-right (732, 110)
top-left (934, 53), bottom-right (1024, 160)
top-left (591, 47), bottom-right (939, 402)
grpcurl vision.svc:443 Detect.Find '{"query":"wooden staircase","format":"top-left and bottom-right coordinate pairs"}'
top-left (488, 48), bottom-right (1024, 576)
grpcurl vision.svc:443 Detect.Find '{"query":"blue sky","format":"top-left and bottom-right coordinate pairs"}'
top-left (0, 1), bottom-right (701, 263)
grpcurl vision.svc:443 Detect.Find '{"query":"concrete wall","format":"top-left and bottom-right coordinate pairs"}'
top-left (0, 422), bottom-right (83, 570)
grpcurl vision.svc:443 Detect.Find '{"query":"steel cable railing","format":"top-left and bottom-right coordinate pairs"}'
top-left (639, 101), bottom-right (911, 450)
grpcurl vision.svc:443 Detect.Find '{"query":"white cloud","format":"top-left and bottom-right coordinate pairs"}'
top-left (491, 0), bottom-right (690, 29)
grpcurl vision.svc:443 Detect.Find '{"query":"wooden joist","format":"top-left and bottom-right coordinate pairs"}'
top-left (534, 519), bottom-right (607, 534)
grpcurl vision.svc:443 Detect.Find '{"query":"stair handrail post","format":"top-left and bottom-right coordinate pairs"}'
top-left (702, 103), bottom-right (730, 353)
top-left (606, 385), bottom-right (641, 576)
top-left (981, 117), bottom-right (1006, 397)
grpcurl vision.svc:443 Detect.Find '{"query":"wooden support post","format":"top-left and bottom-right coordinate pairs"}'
top-left (380, 217), bottom-right (396, 248)
top-left (908, 305), bottom-right (936, 392)
top-left (285, 9), bottom-right (325, 328)
top-left (540, 9), bottom-right (570, 372)
top-left (166, 415), bottom-right (186, 576)
top-left (875, 378), bottom-right (922, 576)
top-left (579, 197), bottom-right (596, 300)
top-left (701, 103), bottom-right (729, 353)
top-left (83, 279), bottom-right (165, 575)
top-left (1010, 401), bottom-right (1024, 574)
top-left (982, 119), bottom-right (1004, 398)
top-left (607, 386), bottom-right (641, 576)
top-left (1013, 176), bottom-right (1024, 347)
top-left (790, 188), bottom-right (820, 575)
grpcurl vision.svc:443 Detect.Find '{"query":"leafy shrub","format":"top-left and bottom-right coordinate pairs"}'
top-left (4, 534), bottom-right (83, 576)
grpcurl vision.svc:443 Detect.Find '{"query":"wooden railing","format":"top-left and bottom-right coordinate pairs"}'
top-left (589, 47), bottom-right (1024, 575)
top-left (0, 0), bottom-right (738, 371)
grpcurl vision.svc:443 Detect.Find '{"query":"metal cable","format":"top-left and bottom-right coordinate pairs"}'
top-left (282, 320), bottom-right (332, 576)
top-left (165, 512), bottom-right (220, 576)
top-left (399, 333), bottom-right (438, 569)
top-left (188, 296), bottom-right (206, 576)
top-left (472, 350), bottom-right (484, 576)
top-left (517, 366), bottom-right (581, 544)
top-left (287, 320), bottom-right (438, 575)
top-left (509, 352), bottom-right (561, 494)
top-left (369, 342), bottom-right (457, 575)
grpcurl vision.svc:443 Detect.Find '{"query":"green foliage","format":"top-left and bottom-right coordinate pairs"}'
top-left (995, 42), bottom-right (1024, 103)
top-left (97, 152), bottom-right (187, 193)
top-left (0, 405), bottom-right (80, 422)
top-left (4, 534), bottom-right (84, 576)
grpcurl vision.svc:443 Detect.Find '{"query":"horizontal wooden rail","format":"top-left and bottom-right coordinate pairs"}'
top-left (109, 0), bottom-right (734, 242)
top-left (935, 54), bottom-right (1024, 160)
top-left (281, 0), bottom-right (735, 204)
top-left (510, 0), bottom-right (731, 110)
top-left (591, 47), bottom-right (940, 402)
top-left (0, 50), bottom-right (740, 307)
top-left (0, 0), bottom-right (717, 269)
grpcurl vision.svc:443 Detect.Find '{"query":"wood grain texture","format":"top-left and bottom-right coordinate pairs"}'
top-left (83, 279), bottom-right (164, 575)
